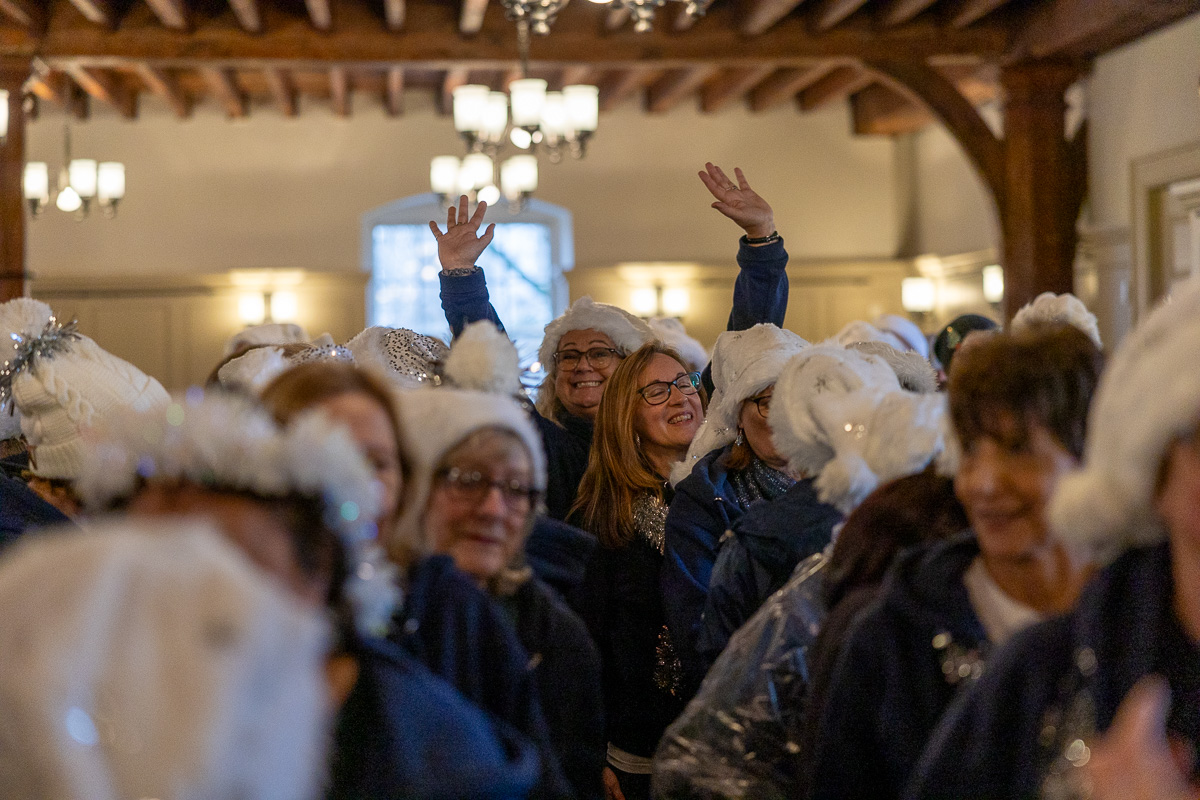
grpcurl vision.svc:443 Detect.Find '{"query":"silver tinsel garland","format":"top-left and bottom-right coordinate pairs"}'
top-left (0, 316), bottom-right (82, 414)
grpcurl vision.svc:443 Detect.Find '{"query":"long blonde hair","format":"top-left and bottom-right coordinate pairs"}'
top-left (572, 343), bottom-right (707, 548)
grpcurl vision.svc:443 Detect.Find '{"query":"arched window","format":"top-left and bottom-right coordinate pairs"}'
top-left (361, 193), bottom-right (573, 374)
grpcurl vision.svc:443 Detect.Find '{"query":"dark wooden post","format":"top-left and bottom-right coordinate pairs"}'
top-left (0, 58), bottom-right (30, 303)
top-left (1000, 61), bottom-right (1083, 319)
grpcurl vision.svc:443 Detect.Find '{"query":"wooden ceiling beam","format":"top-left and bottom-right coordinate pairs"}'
top-left (460, 0), bottom-right (488, 34)
top-left (384, 0), bottom-right (406, 30)
top-left (63, 64), bottom-right (135, 117)
top-left (143, 0), bottom-right (188, 30)
top-left (560, 65), bottom-right (594, 87)
top-left (27, 72), bottom-right (68, 104)
top-left (798, 63), bottom-right (871, 110)
top-left (263, 67), bottom-right (296, 116)
top-left (1008, 0), bottom-right (1200, 61)
top-left (0, 0), bottom-right (44, 30)
top-left (441, 66), bottom-right (469, 115)
top-left (198, 67), bottom-right (246, 118)
top-left (852, 82), bottom-right (931, 134)
top-left (878, 0), bottom-right (940, 26)
top-left (701, 65), bottom-right (774, 112)
top-left (66, 0), bottom-right (116, 27)
top-left (227, 0), bottom-right (262, 33)
top-left (305, 0), bottom-right (333, 31)
top-left (813, 0), bottom-right (870, 31)
top-left (950, 0), bottom-right (1015, 28)
top-left (384, 66), bottom-right (403, 115)
top-left (741, 0), bottom-right (810, 36)
top-left (329, 65), bottom-right (350, 116)
top-left (599, 67), bottom-right (661, 112)
top-left (646, 65), bottom-right (718, 113)
top-left (748, 64), bottom-right (833, 111)
top-left (134, 63), bottom-right (189, 117)
top-left (605, 6), bottom-right (630, 31)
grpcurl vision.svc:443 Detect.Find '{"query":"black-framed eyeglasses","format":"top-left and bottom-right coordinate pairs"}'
top-left (553, 347), bottom-right (621, 372)
top-left (435, 467), bottom-right (540, 509)
top-left (638, 372), bottom-right (701, 406)
top-left (747, 393), bottom-right (772, 418)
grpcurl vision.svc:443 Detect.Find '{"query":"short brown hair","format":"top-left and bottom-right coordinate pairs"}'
top-left (949, 325), bottom-right (1103, 459)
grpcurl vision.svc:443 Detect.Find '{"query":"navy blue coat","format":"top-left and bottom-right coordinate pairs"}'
top-left (0, 474), bottom-right (71, 551)
top-left (906, 542), bottom-right (1200, 800)
top-left (526, 515), bottom-right (597, 600)
top-left (439, 238), bottom-right (791, 521)
top-left (392, 555), bottom-right (572, 800)
top-left (661, 445), bottom-right (744, 694)
top-left (696, 478), bottom-right (840, 672)
top-left (330, 634), bottom-right (540, 800)
top-left (808, 534), bottom-right (987, 800)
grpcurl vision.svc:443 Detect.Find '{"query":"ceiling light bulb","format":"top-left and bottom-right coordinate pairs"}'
top-left (56, 185), bottom-right (82, 213)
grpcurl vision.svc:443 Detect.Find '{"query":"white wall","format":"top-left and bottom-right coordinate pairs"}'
top-left (25, 91), bottom-right (900, 279)
top-left (909, 122), bottom-right (1000, 257)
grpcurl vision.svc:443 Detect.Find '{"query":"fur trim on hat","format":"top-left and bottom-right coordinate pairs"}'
top-left (1049, 277), bottom-right (1200, 563)
top-left (392, 388), bottom-right (545, 561)
top-left (1010, 292), bottom-right (1103, 349)
top-left (833, 320), bottom-right (894, 348)
top-left (847, 341), bottom-right (938, 394)
top-left (345, 326), bottom-right (449, 390)
top-left (771, 344), bottom-right (947, 513)
top-left (217, 346), bottom-right (292, 395)
top-left (648, 317), bottom-right (710, 374)
top-left (445, 321), bottom-right (522, 396)
top-left (223, 322), bottom-right (310, 357)
top-left (874, 314), bottom-right (931, 359)
top-left (534, 297), bottom-right (654, 420)
top-left (671, 324), bottom-right (807, 486)
top-left (0, 518), bottom-right (330, 800)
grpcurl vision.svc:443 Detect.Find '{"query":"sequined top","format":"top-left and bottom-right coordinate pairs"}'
top-left (383, 329), bottom-right (449, 385)
top-left (632, 491), bottom-right (669, 555)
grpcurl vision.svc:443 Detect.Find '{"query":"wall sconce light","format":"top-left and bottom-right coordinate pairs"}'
top-left (269, 290), bottom-right (298, 323)
top-left (901, 277), bottom-right (936, 314)
top-left (982, 264), bottom-right (1005, 305)
top-left (238, 292), bottom-right (267, 326)
top-left (630, 286), bottom-right (689, 318)
top-left (237, 290), bottom-right (300, 327)
top-left (0, 89), bottom-right (9, 146)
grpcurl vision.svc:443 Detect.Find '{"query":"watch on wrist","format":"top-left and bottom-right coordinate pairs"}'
top-left (744, 231), bottom-right (781, 244)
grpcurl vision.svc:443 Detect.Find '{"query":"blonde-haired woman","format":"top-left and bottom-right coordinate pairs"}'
top-left (572, 343), bottom-right (707, 800)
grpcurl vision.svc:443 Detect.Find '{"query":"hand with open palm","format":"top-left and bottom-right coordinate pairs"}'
top-left (429, 194), bottom-right (496, 272)
top-left (698, 162), bottom-right (775, 241)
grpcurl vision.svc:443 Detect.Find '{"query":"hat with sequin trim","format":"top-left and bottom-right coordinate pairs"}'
top-left (771, 344), bottom-right (948, 514)
top-left (345, 326), bottom-right (449, 390)
top-left (0, 517), bottom-right (330, 800)
top-left (0, 298), bottom-right (170, 480)
top-left (217, 334), bottom-right (356, 396)
top-left (671, 324), bottom-right (807, 486)
top-left (224, 322), bottom-right (310, 358)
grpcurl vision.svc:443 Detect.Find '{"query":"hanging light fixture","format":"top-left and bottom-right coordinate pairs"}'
top-left (452, 80), bottom-right (598, 162)
top-left (587, 0), bottom-right (715, 32)
top-left (24, 126), bottom-right (125, 220)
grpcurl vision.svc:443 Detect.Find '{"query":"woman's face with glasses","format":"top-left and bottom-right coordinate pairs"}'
top-left (553, 329), bottom-right (621, 420)
top-left (737, 384), bottom-right (787, 470)
top-left (634, 354), bottom-right (703, 455)
top-left (425, 429), bottom-right (536, 586)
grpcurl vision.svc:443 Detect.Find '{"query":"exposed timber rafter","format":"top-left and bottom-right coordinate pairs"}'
top-left (878, 0), bottom-right (938, 27)
top-left (263, 67), bottom-right (297, 116)
top-left (646, 65), bottom-right (718, 113)
top-left (384, 66), bottom-right (403, 115)
top-left (748, 64), bottom-right (834, 111)
top-left (134, 63), bottom-right (190, 117)
top-left (460, 0), bottom-right (488, 34)
top-left (198, 66), bottom-right (246, 118)
top-left (701, 65), bottom-right (774, 112)
top-left (143, 0), bottom-right (188, 30)
top-left (329, 65), bottom-right (349, 116)
top-left (740, 0), bottom-right (809, 36)
top-left (63, 63), bottom-right (135, 117)
top-left (227, 0), bottom-right (262, 33)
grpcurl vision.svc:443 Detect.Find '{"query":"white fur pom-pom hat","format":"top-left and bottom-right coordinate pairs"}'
top-left (444, 321), bottom-right (522, 396)
top-left (535, 297), bottom-right (654, 420)
top-left (1010, 292), bottom-right (1103, 349)
top-left (874, 314), bottom-right (931, 360)
top-left (771, 344), bottom-right (947, 514)
top-left (0, 298), bottom-right (170, 480)
top-left (1049, 276), bottom-right (1200, 563)
top-left (0, 518), bottom-right (330, 800)
top-left (648, 317), bottom-right (710, 374)
top-left (671, 323), bottom-right (808, 486)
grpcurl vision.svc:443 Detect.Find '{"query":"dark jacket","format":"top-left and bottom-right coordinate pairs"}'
top-left (439, 239), bottom-right (791, 520)
top-left (0, 474), bottom-right (72, 551)
top-left (392, 555), bottom-right (573, 800)
top-left (506, 578), bottom-right (607, 800)
top-left (577, 524), bottom-right (687, 759)
top-left (906, 541), bottom-right (1200, 800)
top-left (808, 534), bottom-right (987, 800)
top-left (330, 634), bottom-right (541, 800)
top-left (526, 515), bottom-right (597, 600)
top-left (661, 446), bottom-right (742, 694)
top-left (696, 479), bottom-right (840, 670)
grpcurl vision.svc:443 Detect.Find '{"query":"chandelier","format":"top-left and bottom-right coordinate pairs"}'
top-left (23, 126), bottom-right (125, 220)
top-left (587, 0), bottom-right (714, 32)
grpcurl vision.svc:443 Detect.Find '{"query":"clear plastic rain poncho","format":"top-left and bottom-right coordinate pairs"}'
top-left (652, 551), bottom-right (828, 800)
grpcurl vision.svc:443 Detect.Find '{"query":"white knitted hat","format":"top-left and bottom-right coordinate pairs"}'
top-left (223, 322), bottom-right (310, 357)
top-left (0, 299), bottom-right (170, 480)
top-left (345, 326), bottom-right (450, 390)
top-left (771, 344), bottom-right (947, 513)
top-left (393, 388), bottom-right (545, 557)
top-left (0, 518), bottom-right (330, 800)
top-left (648, 317), bottom-right (710, 374)
top-left (444, 321), bottom-right (522, 396)
top-left (217, 338), bottom-right (356, 396)
top-left (534, 297), bottom-right (654, 419)
top-left (671, 324), bottom-right (808, 485)
top-left (1010, 292), bottom-right (1103, 349)
top-left (1049, 277), bottom-right (1200, 563)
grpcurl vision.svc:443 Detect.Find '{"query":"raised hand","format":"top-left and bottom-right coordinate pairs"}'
top-left (428, 195), bottom-right (496, 272)
top-left (698, 162), bottom-right (775, 240)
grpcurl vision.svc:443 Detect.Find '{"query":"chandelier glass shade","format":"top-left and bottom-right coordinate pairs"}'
top-left (24, 127), bottom-right (125, 220)
top-left (452, 80), bottom-right (599, 163)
